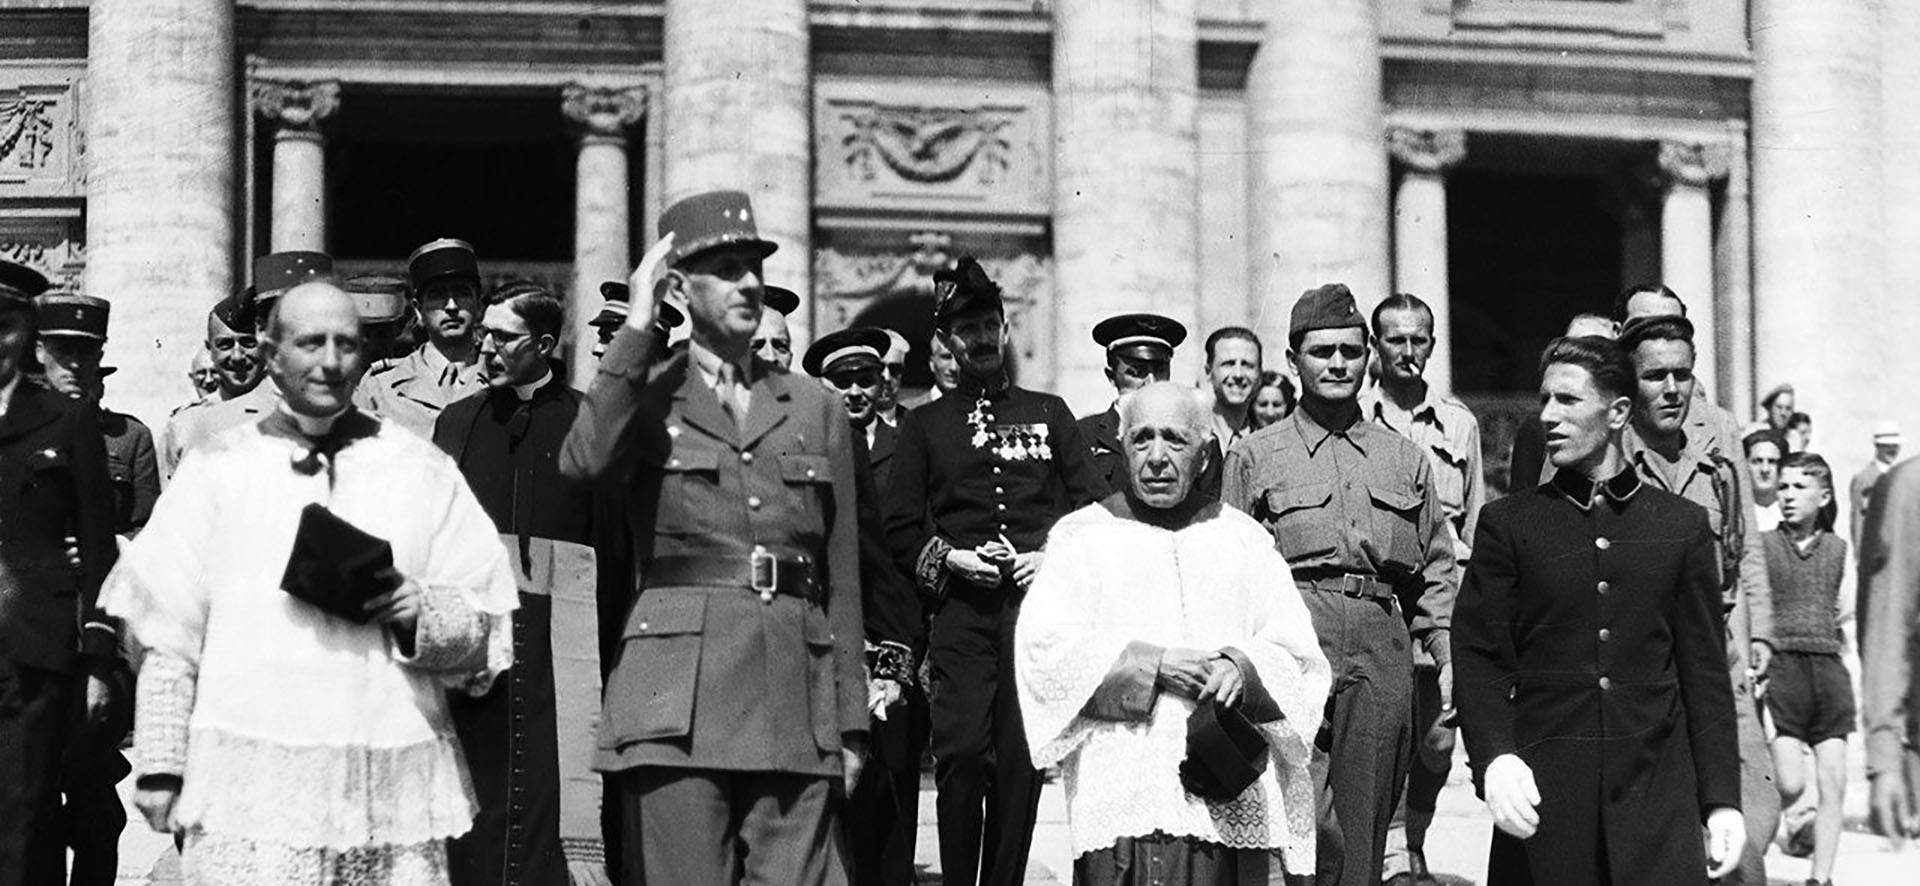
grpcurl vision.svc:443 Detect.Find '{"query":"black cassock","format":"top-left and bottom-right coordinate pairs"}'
top-left (1454, 468), bottom-right (1738, 886)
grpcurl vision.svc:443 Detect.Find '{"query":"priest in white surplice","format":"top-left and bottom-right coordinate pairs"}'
top-left (102, 282), bottom-right (518, 886)
top-left (1016, 382), bottom-right (1330, 885)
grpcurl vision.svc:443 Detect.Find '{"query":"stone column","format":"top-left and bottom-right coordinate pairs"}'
top-left (662, 0), bottom-right (812, 347)
top-left (562, 84), bottom-right (646, 390)
top-left (1246, 0), bottom-right (1390, 352)
top-left (1716, 124), bottom-right (1755, 418)
top-left (1753, 0), bottom-right (1885, 468)
top-left (1388, 126), bottom-right (1466, 395)
top-left (1052, 0), bottom-right (1199, 413)
top-left (1656, 139), bottom-right (1729, 400)
top-left (85, 0), bottom-right (236, 427)
top-left (253, 79), bottom-right (340, 253)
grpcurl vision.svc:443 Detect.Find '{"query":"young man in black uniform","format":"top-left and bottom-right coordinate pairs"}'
top-left (1076, 313), bottom-right (1185, 496)
top-left (884, 257), bottom-right (1106, 886)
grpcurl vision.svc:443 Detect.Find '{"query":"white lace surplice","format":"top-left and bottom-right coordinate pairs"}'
top-left (1015, 503), bottom-right (1331, 873)
top-left (101, 421), bottom-right (518, 857)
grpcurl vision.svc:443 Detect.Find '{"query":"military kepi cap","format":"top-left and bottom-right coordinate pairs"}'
top-left (35, 294), bottom-right (110, 341)
top-left (764, 285), bottom-right (800, 317)
top-left (342, 275), bottom-right (411, 325)
top-left (253, 251), bottom-right (333, 306)
top-left (658, 190), bottom-right (778, 268)
top-left (0, 259), bottom-right (51, 309)
top-left (211, 290), bottom-right (256, 331)
top-left (932, 256), bottom-right (1003, 328)
top-left (1289, 283), bottom-right (1365, 338)
top-left (408, 238), bottom-right (480, 292)
top-left (1092, 313), bottom-right (1185, 358)
top-left (802, 327), bottom-right (890, 378)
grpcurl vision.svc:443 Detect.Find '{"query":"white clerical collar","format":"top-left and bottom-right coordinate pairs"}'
top-left (513, 370), bottom-right (553, 402)
top-left (278, 403), bottom-right (347, 437)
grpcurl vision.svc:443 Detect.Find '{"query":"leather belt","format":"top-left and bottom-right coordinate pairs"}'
top-left (647, 548), bottom-right (821, 604)
top-left (1297, 574), bottom-right (1396, 601)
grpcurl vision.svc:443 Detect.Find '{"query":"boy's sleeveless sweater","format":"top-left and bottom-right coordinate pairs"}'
top-left (1762, 527), bottom-right (1848, 655)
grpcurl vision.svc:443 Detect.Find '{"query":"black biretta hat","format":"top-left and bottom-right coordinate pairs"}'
top-left (280, 504), bottom-right (401, 625)
top-left (1178, 700), bottom-right (1269, 802)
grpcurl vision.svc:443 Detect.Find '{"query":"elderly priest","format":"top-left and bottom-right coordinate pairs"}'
top-left (1016, 382), bottom-right (1330, 884)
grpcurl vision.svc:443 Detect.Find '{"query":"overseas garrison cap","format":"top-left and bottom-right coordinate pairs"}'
top-left (1288, 283), bottom-right (1365, 338)
top-left (343, 275), bottom-right (411, 325)
top-left (802, 327), bottom-right (890, 378)
top-left (1092, 313), bottom-right (1185, 359)
top-left (764, 285), bottom-right (800, 316)
top-left (932, 256), bottom-right (1003, 328)
top-left (211, 291), bottom-right (256, 331)
top-left (0, 259), bottom-right (50, 309)
top-left (658, 190), bottom-right (778, 268)
top-left (408, 238), bottom-right (480, 292)
top-left (595, 281), bottom-right (684, 330)
top-left (252, 251), bottom-right (333, 307)
top-left (34, 293), bottom-right (110, 341)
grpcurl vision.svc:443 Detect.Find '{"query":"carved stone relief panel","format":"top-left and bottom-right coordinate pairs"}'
top-left (0, 70), bottom-right (83, 198)
top-left (0, 217), bottom-right (86, 290)
top-left (815, 79), bottom-right (1051, 216)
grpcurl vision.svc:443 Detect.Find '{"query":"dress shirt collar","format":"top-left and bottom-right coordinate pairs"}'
top-left (1551, 464), bottom-right (1643, 511)
top-left (877, 405), bottom-right (899, 428)
top-left (1364, 383), bottom-right (1445, 433)
top-left (512, 369), bottom-right (553, 402)
top-left (1289, 404), bottom-right (1369, 457)
top-left (955, 370), bottom-right (1011, 399)
top-left (688, 339), bottom-right (752, 389)
top-left (1622, 422), bottom-right (1716, 492)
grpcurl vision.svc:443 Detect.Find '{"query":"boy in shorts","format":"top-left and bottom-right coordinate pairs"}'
top-left (1763, 452), bottom-right (1856, 886)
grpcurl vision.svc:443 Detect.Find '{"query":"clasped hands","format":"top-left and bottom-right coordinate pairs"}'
top-left (946, 535), bottom-right (1044, 590)
top-left (1483, 754), bottom-right (1743, 878)
top-left (1155, 647), bottom-right (1245, 708)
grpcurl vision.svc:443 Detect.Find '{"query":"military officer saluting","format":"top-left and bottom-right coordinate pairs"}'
top-left (364, 238), bottom-right (487, 436)
top-left (1077, 312), bottom-right (1185, 496)
top-left (561, 190), bottom-right (869, 886)
top-left (1220, 283), bottom-right (1457, 886)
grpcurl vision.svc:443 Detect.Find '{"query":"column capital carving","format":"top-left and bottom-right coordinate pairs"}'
top-left (1657, 139), bottom-right (1732, 189)
top-left (251, 79), bottom-right (340, 136)
top-left (562, 83), bottom-right (647, 141)
top-left (1388, 127), bottom-right (1467, 175)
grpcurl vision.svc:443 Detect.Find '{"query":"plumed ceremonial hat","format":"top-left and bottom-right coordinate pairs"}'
top-left (0, 259), bottom-right (51, 309)
top-left (596, 280), bottom-right (683, 330)
top-left (763, 285), bottom-right (800, 317)
top-left (657, 190), bottom-right (778, 268)
top-left (343, 275), bottom-right (411, 325)
top-left (932, 256), bottom-right (1003, 328)
top-left (407, 238), bottom-right (480, 291)
top-left (34, 293), bottom-right (110, 341)
top-left (280, 503), bottom-right (400, 625)
top-left (1288, 283), bottom-right (1365, 338)
top-left (1177, 699), bottom-right (1269, 802)
top-left (252, 251), bottom-right (334, 308)
top-left (801, 326), bottom-right (890, 378)
top-left (1092, 312), bottom-right (1186, 359)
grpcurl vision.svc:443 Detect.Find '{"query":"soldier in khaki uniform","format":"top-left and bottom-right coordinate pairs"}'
top-left (160, 294), bottom-right (261, 478)
top-left (561, 190), bottom-right (868, 886)
top-left (363, 238), bottom-right (486, 437)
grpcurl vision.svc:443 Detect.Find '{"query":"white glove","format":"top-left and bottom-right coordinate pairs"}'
top-left (1484, 754), bottom-right (1542, 839)
top-left (1703, 806), bottom-right (1745, 879)
top-left (867, 679), bottom-right (903, 720)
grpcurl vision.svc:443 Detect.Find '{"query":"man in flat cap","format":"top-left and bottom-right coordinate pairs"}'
top-left (0, 260), bottom-right (120, 886)
top-left (1078, 312), bottom-right (1186, 496)
top-left (160, 292), bottom-right (263, 478)
top-left (167, 251), bottom-right (336, 470)
top-left (751, 284), bottom-right (800, 370)
top-left (1219, 283), bottom-right (1456, 886)
top-left (884, 256), bottom-right (1107, 886)
top-left (1851, 421), bottom-right (1904, 548)
top-left (363, 238), bottom-right (487, 438)
top-left (561, 190), bottom-right (869, 886)
top-left (30, 292), bottom-right (146, 886)
top-left (1359, 293), bottom-right (1483, 886)
top-left (802, 326), bottom-right (926, 886)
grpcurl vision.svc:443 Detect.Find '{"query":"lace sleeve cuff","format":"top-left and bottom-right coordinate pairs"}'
top-left (915, 537), bottom-right (953, 604)
top-left (135, 651), bottom-right (197, 781)
top-left (394, 584), bottom-right (492, 679)
top-left (866, 640), bottom-right (915, 685)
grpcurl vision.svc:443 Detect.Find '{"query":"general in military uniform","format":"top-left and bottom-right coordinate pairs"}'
top-left (560, 191), bottom-right (868, 886)
top-left (884, 257), bottom-right (1107, 886)
top-left (1076, 313), bottom-right (1183, 497)
top-left (1219, 284), bottom-right (1456, 886)
top-left (0, 260), bottom-right (121, 886)
top-left (363, 238), bottom-right (487, 437)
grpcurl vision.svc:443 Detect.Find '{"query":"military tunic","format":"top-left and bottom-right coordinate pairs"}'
top-left (100, 409), bottom-right (158, 535)
top-left (363, 344), bottom-right (486, 440)
top-left (1076, 404), bottom-right (1125, 497)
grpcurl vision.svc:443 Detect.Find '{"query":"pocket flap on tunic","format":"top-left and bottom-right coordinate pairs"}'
top-left (663, 446), bottom-right (721, 472)
top-left (1265, 482), bottom-right (1332, 517)
top-left (780, 453), bottom-right (833, 484)
top-left (1367, 486), bottom-right (1420, 513)
top-left (622, 592), bottom-right (707, 638)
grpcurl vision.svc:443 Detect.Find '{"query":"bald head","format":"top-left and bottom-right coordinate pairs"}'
top-left (266, 281), bottom-right (365, 416)
top-left (1565, 312), bottom-right (1616, 340)
top-left (1118, 382), bottom-right (1213, 511)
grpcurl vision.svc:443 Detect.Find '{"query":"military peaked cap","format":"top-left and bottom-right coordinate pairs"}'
top-left (0, 259), bottom-right (51, 309)
top-left (1092, 313), bottom-right (1185, 359)
top-left (35, 293), bottom-right (110, 341)
top-left (802, 327), bottom-right (890, 378)
top-left (658, 190), bottom-right (778, 268)
top-left (408, 238), bottom-right (480, 291)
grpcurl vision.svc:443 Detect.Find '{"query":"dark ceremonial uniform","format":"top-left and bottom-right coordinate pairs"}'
top-left (885, 374), bottom-right (1105, 886)
top-left (100, 410), bottom-right (157, 535)
top-left (435, 372), bottom-right (612, 886)
top-left (1455, 469), bottom-right (1738, 886)
top-left (1077, 405), bottom-right (1125, 496)
top-left (1858, 458), bottom-right (1920, 830)
top-left (1075, 313), bottom-right (1185, 499)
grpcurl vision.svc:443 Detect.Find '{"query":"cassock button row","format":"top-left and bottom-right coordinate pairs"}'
top-left (1596, 581), bottom-right (1610, 595)
top-left (1598, 676), bottom-right (1612, 690)
top-left (1595, 537), bottom-right (1611, 551)
top-left (994, 486), bottom-right (1004, 495)
top-left (996, 503), bottom-right (1007, 512)
top-left (1598, 628), bottom-right (1612, 643)
top-left (747, 496), bottom-right (762, 509)
top-left (992, 466), bottom-right (1003, 476)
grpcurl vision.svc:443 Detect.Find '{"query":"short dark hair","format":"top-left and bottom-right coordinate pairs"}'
top-left (1540, 335), bottom-right (1635, 401)
top-left (1613, 283), bottom-right (1687, 320)
top-left (487, 280), bottom-right (564, 341)
top-left (1204, 326), bottom-right (1262, 366)
top-left (1742, 428), bottom-right (1787, 457)
top-left (1370, 293), bottom-right (1433, 336)
top-left (1778, 451), bottom-right (1838, 531)
top-left (1788, 412), bottom-right (1811, 430)
top-left (1617, 315), bottom-right (1694, 357)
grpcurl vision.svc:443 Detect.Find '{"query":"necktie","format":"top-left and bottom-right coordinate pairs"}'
top-left (716, 364), bottom-right (746, 431)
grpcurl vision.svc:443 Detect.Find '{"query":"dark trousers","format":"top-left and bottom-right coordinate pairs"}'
top-left (1299, 588), bottom-right (1413, 886)
top-left (927, 587), bottom-right (1041, 886)
top-left (1384, 665), bottom-right (1451, 879)
top-left (621, 768), bottom-right (843, 886)
top-left (0, 663), bottom-right (70, 886)
top-left (848, 685), bottom-right (930, 886)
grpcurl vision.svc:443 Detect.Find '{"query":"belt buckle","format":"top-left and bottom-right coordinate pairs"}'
top-left (750, 545), bottom-right (778, 603)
